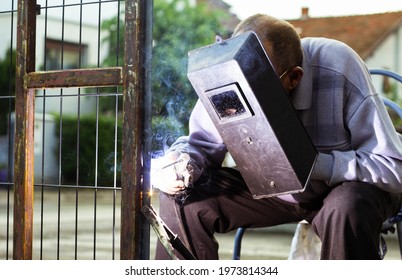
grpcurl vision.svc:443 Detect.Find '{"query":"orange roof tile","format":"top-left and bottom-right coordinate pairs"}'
top-left (287, 11), bottom-right (402, 59)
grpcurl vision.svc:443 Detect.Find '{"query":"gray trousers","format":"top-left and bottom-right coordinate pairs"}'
top-left (155, 167), bottom-right (402, 260)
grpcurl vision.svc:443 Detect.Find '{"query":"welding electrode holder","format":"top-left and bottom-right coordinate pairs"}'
top-left (141, 204), bottom-right (197, 260)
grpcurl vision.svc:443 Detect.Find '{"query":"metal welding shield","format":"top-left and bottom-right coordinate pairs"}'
top-left (187, 31), bottom-right (317, 199)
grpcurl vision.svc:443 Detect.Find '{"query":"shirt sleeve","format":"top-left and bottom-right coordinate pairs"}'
top-left (167, 99), bottom-right (228, 182)
top-left (320, 95), bottom-right (402, 193)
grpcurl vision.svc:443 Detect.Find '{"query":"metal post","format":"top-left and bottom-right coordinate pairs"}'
top-left (121, 0), bottom-right (153, 260)
top-left (14, 0), bottom-right (145, 260)
top-left (13, 0), bottom-right (37, 260)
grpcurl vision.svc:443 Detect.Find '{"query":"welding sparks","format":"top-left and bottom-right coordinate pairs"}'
top-left (150, 153), bottom-right (191, 191)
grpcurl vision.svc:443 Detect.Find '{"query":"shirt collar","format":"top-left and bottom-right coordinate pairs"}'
top-left (291, 47), bottom-right (312, 110)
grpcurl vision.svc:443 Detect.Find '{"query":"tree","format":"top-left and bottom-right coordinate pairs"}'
top-left (101, 0), bottom-right (227, 154)
top-left (0, 48), bottom-right (16, 135)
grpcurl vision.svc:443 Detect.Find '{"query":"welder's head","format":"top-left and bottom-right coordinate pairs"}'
top-left (233, 14), bottom-right (304, 92)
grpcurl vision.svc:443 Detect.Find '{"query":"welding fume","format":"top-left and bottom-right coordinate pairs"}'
top-left (145, 31), bottom-right (317, 259)
top-left (151, 31), bottom-right (317, 200)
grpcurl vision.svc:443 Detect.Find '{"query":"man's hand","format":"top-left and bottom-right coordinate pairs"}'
top-left (151, 152), bottom-right (191, 195)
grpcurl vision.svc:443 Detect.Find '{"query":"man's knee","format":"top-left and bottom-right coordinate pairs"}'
top-left (320, 182), bottom-right (389, 225)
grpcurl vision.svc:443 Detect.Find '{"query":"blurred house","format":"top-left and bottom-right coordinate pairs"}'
top-left (197, 0), bottom-right (240, 35)
top-left (201, 3), bottom-right (402, 99)
top-left (288, 8), bottom-right (402, 99)
top-left (0, 5), bottom-right (111, 184)
top-left (289, 8), bottom-right (402, 65)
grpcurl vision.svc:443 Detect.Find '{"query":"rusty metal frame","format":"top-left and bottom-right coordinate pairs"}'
top-left (120, 0), bottom-right (153, 260)
top-left (14, 0), bottom-right (151, 260)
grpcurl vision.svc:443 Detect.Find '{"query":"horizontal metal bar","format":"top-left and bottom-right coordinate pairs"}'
top-left (32, 183), bottom-right (122, 191)
top-left (35, 92), bottom-right (123, 98)
top-left (27, 67), bottom-right (123, 89)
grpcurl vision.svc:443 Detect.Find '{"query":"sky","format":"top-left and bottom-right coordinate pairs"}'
top-left (223, 0), bottom-right (402, 20)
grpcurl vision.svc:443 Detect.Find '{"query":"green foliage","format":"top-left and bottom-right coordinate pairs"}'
top-left (0, 48), bottom-right (16, 135)
top-left (383, 82), bottom-right (399, 104)
top-left (151, 0), bottom-right (226, 126)
top-left (54, 114), bottom-right (122, 187)
top-left (100, 0), bottom-right (226, 155)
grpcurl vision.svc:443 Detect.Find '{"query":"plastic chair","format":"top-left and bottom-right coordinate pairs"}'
top-left (232, 68), bottom-right (402, 260)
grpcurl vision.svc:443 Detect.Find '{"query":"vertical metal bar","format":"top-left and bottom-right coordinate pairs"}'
top-left (141, 0), bottom-right (154, 259)
top-left (14, 0), bottom-right (37, 260)
top-left (92, 0), bottom-right (103, 261)
top-left (121, 0), bottom-right (152, 260)
top-left (113, 2), bottom-right (122, 259)
top-left (5, 0), bottom-right (17, 260)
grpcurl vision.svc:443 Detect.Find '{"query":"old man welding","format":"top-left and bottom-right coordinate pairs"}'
top-left (187, 31), bottom-right (317, 199)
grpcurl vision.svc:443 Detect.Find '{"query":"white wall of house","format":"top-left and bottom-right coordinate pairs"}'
top-left (365, 26), bottom-right (402, 72)
top-left (0, 12), bottom-right (112, 183)
top-left (365, 25), bottom-right (402, 100)
top-left (0, 14), bottom-right (110, 115)
top-left (35, 16), bottom-right (109, 116)
top-left (33, 113), bottom-right (59, 184)
top-left (36, 16), bottom-right (109, 70)
top-left (0, 15), bottom-right (16, 61)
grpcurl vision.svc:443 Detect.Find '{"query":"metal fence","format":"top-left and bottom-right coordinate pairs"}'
top-left (0, 0), bottom-right (152, 260)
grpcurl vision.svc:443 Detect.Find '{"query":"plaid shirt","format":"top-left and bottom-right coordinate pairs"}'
top-left (169, 37), bottom-right (402, 202)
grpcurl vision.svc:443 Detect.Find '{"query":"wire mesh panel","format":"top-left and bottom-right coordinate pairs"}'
top-left (0, 0), bottom-right (18, 260)
top-left (2, 0), bottom-right (229, 261)
top-left (0, 0), bottom-right (129, 260)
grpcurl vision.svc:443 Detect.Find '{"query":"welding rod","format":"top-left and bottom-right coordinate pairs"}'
top-left (160, 153), bottom-right (191, 170)
top-left (160, 158), bottom-right (185, 170)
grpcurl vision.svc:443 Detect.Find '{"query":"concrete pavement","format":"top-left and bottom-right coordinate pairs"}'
top-left (1, 188), bottom-right (400, 260)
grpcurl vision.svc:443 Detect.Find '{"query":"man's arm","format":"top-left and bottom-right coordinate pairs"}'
top-left (314, 94), bottom-right (402, 193)
top-left (153, 100), bottom-right (227, 194)
top-left (169, 100), bottom-right (228, 181)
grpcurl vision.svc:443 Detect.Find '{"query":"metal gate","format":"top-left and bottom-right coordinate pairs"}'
top-left (0, 0), bottom-right (152, 260)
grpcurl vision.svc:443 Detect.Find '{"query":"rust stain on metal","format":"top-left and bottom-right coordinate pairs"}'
top-left (13, 89), bottom-right (35, 260)
top-left (13, 0), bottom-right (151, 260)
top-left (13, 0), bottom-right (37, 260)
top-left (120, 0), bottom-right (152, 260)
top-left (27, 67), bottom-right (123, 89)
